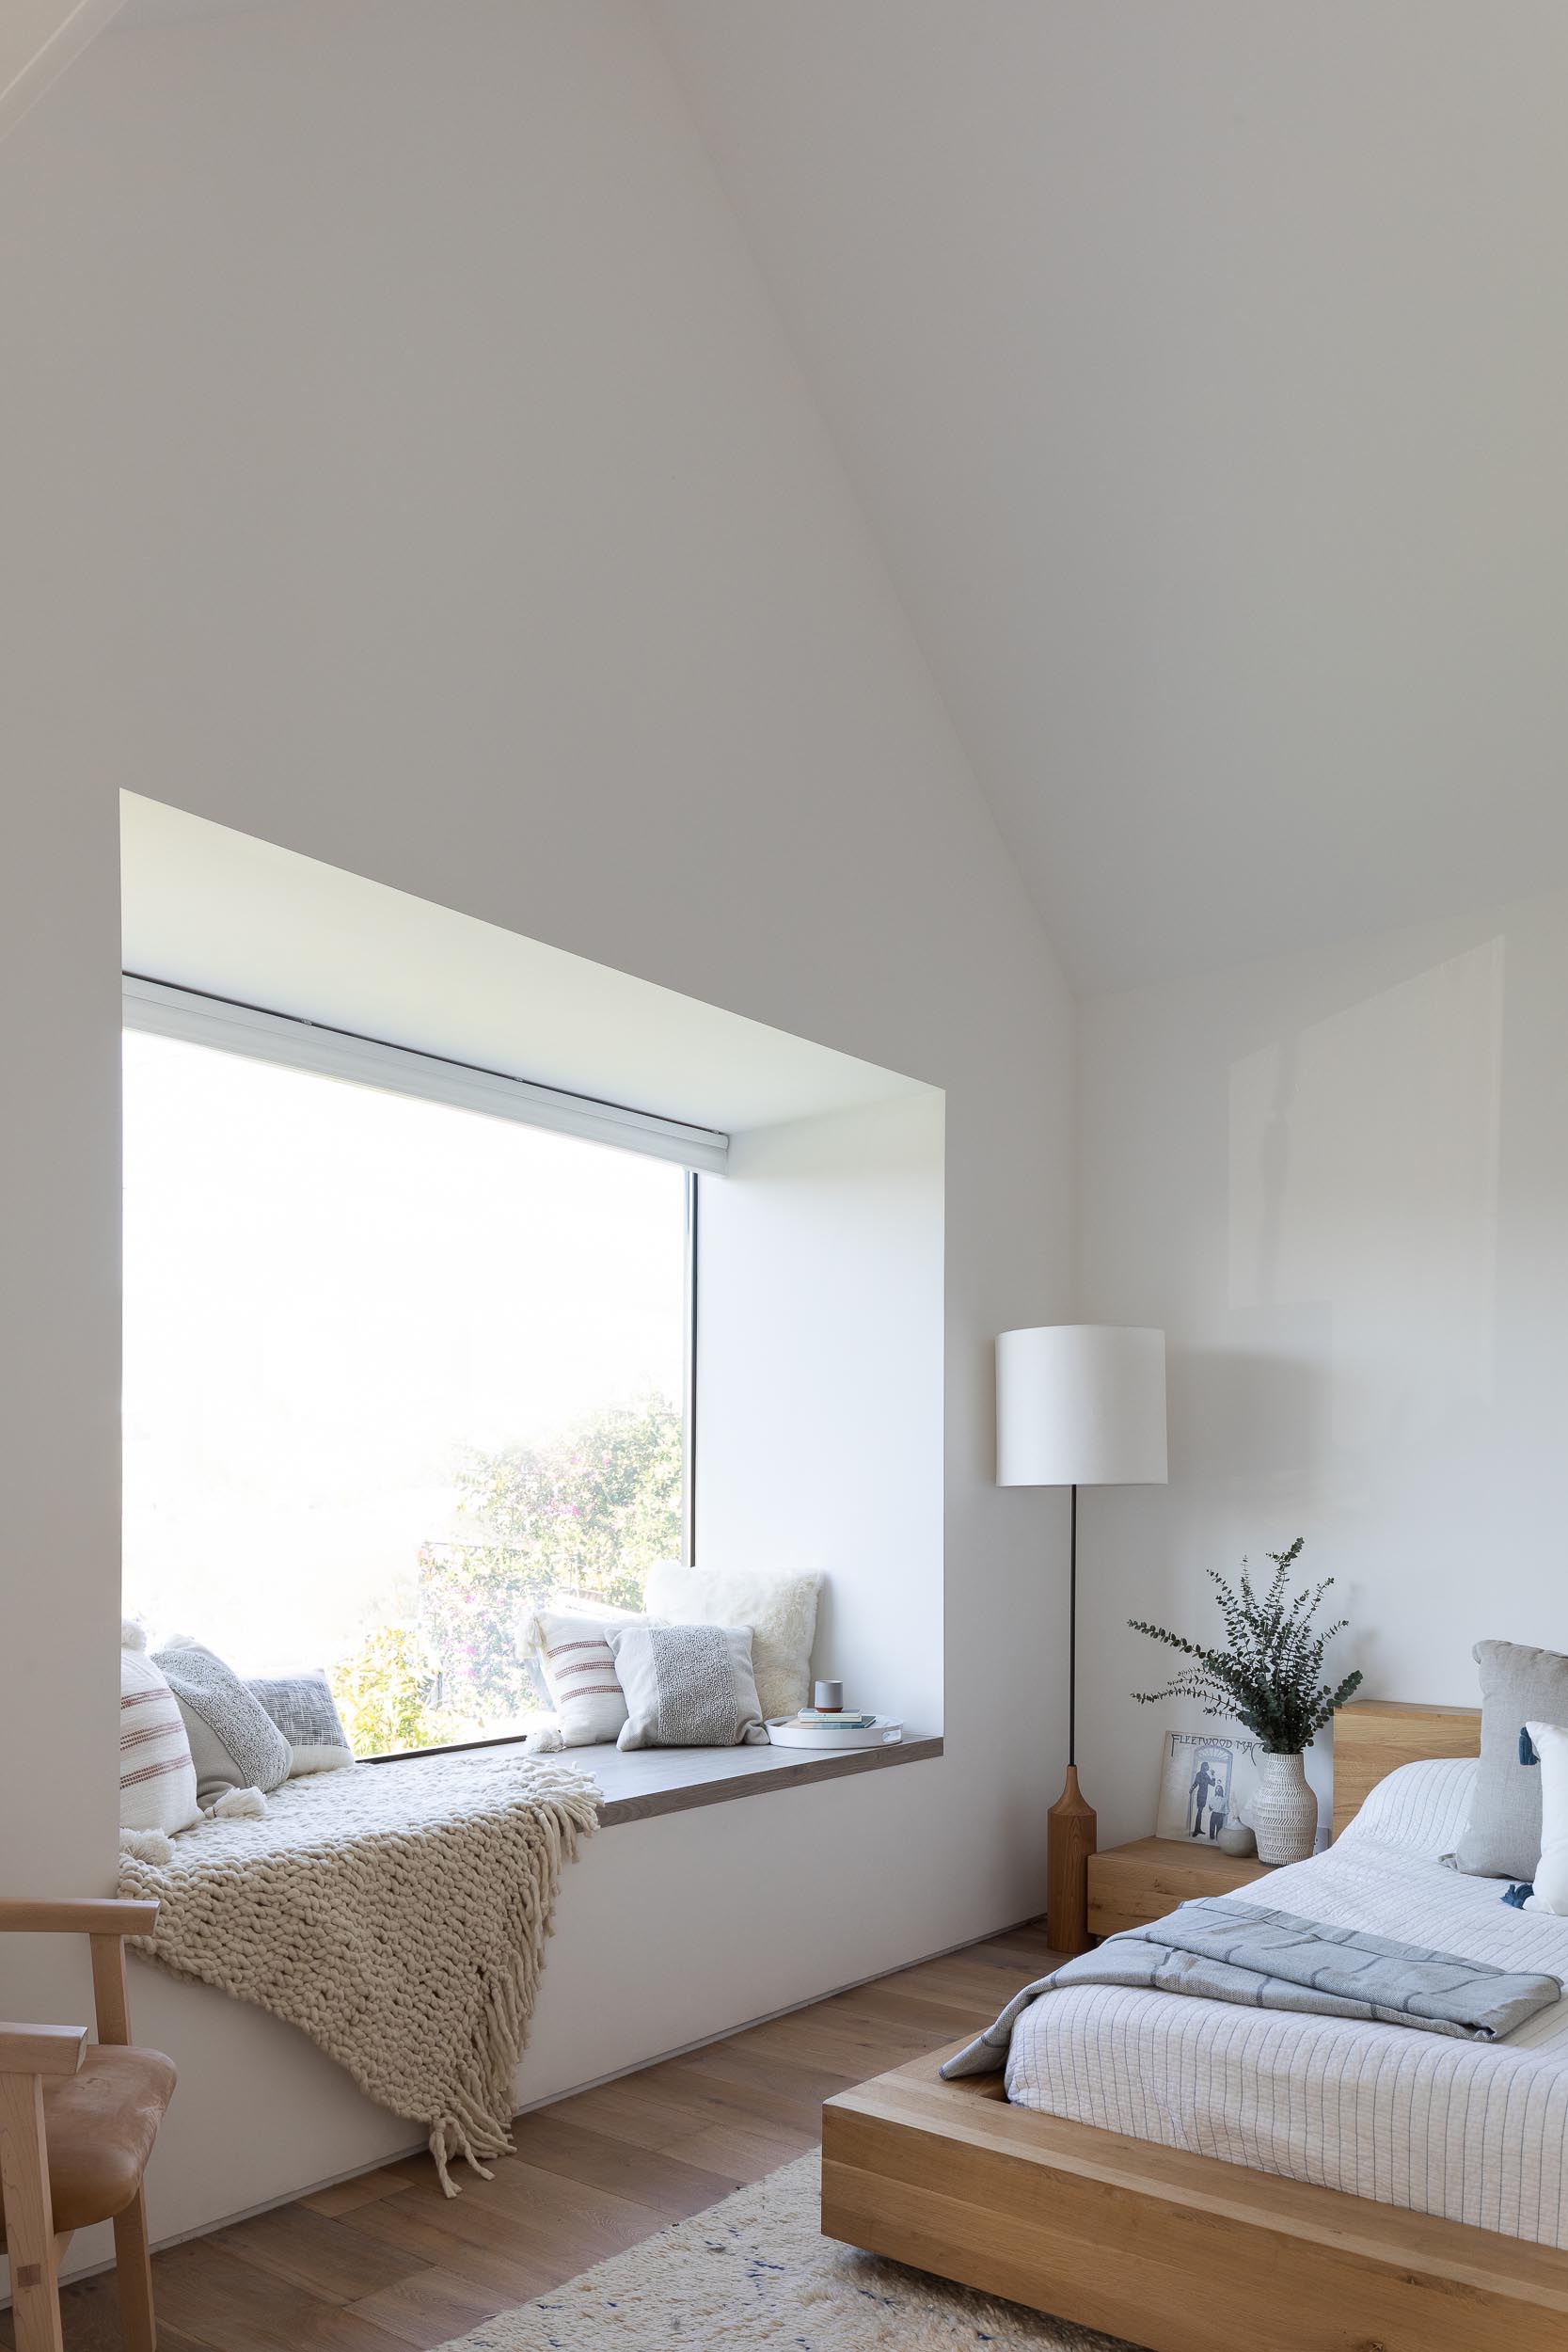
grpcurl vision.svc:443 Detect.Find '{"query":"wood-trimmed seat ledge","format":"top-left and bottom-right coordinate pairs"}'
top-left (588, 1732), bottom-right (942, 1825)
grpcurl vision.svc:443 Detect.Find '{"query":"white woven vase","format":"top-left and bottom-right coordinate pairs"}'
top-left (1249, 1751), bottom-right (1318, 1865)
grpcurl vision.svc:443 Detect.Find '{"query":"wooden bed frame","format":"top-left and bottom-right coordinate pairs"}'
top-left (820, 1699), bottom-right (1568, 2352)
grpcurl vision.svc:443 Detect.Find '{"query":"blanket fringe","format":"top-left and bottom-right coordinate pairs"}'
top-left (423, 1778), bottom-right (601, 2193)
top-left (121, 1756), bottom-right (602, 2196)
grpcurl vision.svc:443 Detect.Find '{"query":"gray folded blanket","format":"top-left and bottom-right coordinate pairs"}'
top-left (942, 1897), bottom-right (1562, 2078)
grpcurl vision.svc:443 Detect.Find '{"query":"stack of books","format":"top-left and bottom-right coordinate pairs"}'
top-left (765, 1706), bottom-right (903, 1751)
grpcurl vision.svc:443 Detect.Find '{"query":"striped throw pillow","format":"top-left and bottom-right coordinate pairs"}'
top-left (526, 1605), bottom-right (642, 1747)
top-left (120, 1632), bottom-right (200, 1840)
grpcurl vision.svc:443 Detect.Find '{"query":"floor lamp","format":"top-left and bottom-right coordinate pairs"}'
top-left (997, 1325), bottom-right (1167, 1956)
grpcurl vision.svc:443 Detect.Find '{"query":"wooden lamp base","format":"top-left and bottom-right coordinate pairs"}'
top-left (1047, 1765), bottom-right (1097, 1956)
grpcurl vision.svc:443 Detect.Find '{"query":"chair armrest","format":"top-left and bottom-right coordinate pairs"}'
top-left (0, 2024), bottom-right (87, 2076)
top-left (0, 1898), bottom-right (158, 1937)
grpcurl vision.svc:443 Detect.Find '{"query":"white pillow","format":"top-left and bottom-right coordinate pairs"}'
top-left (153, 1639), bottom-right (292, 1807)
top-left (643, 1562), bottom-right (821, 1722)
top-left (1336, 1755), bottom-right (1478, 1859)
top-left (607, 1623), bottom-right (768, 1752)
top-left (523, 1604), bottom-right (642, 1747)
top-left (119, 1624), bottom-right (200, 1851)
top-left (1524, 1723), bottom-right (1568, 1915)
top-left (246, 1669), bottom-right (356, 1775)
top-left (518, 1593), bottom-right (648, 1710)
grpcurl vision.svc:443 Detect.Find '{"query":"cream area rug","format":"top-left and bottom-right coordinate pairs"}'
top-left (431, 2150), bottom-right (1140, 2351)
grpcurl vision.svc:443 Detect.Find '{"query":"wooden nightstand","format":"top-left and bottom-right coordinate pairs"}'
top-left (1086, 1836), bottom-right (1272, 1940)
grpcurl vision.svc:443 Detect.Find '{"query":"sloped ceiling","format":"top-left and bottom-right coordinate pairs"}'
top-left (656, 2), bottom-right (1568, 992)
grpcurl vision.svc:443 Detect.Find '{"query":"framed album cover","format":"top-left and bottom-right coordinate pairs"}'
top-left (1155, 1725), bottom-right (1262, 1845)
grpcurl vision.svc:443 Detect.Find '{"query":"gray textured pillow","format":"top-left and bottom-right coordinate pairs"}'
top-left (154, 1643), bottom-right (292, 1807)
top-left (643, 1562), bottom-right (822, 1721)
top-left (1455, 1639), bottom-right (1568, 1880)
top-left (606, 1623), bottom-right (768, 1752)
top-left (247, 1671), bottom-right (355, 1774)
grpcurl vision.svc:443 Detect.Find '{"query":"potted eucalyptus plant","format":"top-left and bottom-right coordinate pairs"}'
top-left (1129, 1538), bottom-right (1363, 1865)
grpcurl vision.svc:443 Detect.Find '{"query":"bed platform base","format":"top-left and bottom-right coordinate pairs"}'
top-left (822, 2043), bottom-right (1568, 2352)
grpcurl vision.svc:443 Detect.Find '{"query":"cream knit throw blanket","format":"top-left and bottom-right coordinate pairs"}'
top-left (119, 1750), bottom-right (600, 2193)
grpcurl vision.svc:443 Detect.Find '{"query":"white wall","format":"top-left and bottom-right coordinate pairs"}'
top-left (0, 0), bottom-right (123, 139)
top-left (699, 1092), bottom-right (946, 1731)
top-left (0, 0), bottom-right (1074, 2254)
top-left (1078, 888), bottom-right (1568, 1846)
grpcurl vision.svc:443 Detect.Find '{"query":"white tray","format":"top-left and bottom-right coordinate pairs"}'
top-left (766, 1716), bottom-right (903, 1750)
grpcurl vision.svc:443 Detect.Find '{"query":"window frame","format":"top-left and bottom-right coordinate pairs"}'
top-left (122, 974), bottom-right (704, 1764)
top-left (122, 973), bottom-right (729, 1172)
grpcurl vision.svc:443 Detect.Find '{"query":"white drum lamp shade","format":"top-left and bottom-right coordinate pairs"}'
top-left (997, 1325), bottom-right (1167, 1488)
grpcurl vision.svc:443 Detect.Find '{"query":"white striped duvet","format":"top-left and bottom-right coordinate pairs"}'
top-left (1006, 1759), bottom-right (1568, 2245)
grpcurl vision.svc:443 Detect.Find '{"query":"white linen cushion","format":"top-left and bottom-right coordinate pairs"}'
top-left (1525, 1722), bottom-right (1568, 1915)
top-left (607, 1622), bottom-right (768, 1751)
top-left (1336, 1755), bottom-right (1479, 1860)
top-left (643, 1561), bottom-right (821, 1721)
top-left (524, 1604), bottom-right (641, 1746)
top-left (119, 1629), bottom-right (200, 1843)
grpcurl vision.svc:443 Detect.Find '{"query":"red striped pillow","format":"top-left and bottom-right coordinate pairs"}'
top-left (525, 1605), bottom-right (642, 1746)
top-left (120, 1640), bottom-right (200, 1839)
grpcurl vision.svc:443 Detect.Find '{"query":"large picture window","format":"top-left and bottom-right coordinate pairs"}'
top-left (122, 1010), bottom-right (693, 1757)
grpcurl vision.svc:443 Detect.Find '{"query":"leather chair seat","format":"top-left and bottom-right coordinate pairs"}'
top-left (0, 2046), bottom-right (177, 2240)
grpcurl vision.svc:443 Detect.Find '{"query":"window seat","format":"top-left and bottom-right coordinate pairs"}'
top-left (585, 1732), bottom-right (942, 1826)
top-left (119, 1747), bottom-right (604, 2188)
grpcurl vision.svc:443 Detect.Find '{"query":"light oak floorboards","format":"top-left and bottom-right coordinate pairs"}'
top-left (5, 1922), bottom-right (1054, 2351)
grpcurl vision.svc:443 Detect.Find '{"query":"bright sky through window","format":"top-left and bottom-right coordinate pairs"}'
top-left (123, 1028), bottom-right (688, 1753)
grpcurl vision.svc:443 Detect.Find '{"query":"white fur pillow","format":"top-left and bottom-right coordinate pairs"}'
top-left (643, 1562), bottom-right (821, 1722)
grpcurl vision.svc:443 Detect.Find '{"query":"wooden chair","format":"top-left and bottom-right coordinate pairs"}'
top-left (0, 1899), bottom-right (175, 2352)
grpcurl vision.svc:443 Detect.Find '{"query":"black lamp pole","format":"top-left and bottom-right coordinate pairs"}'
top-left (1068, 1482), bottom-right (1077, 1771)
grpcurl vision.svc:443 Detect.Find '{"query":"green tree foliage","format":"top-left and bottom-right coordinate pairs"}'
top-left (331, 1624), bottom-right (444, 1757)
top-left (414, 1394), bottom-right (683, 1730)
top-left (1129, 1538), bottom-right (1363, 1754)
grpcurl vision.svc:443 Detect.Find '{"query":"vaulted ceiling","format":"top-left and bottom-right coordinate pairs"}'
top-left (657, 2), bottom-right (1568, 991)
top-left (50, 2), bottom-right (1568, 992)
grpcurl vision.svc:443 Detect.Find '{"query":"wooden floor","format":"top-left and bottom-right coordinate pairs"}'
top-left (16, 1919), bottom-right (1055, 2352)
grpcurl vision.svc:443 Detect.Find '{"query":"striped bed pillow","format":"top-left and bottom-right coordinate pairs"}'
top-left (120, 1632), bottom-right (200, 1841)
